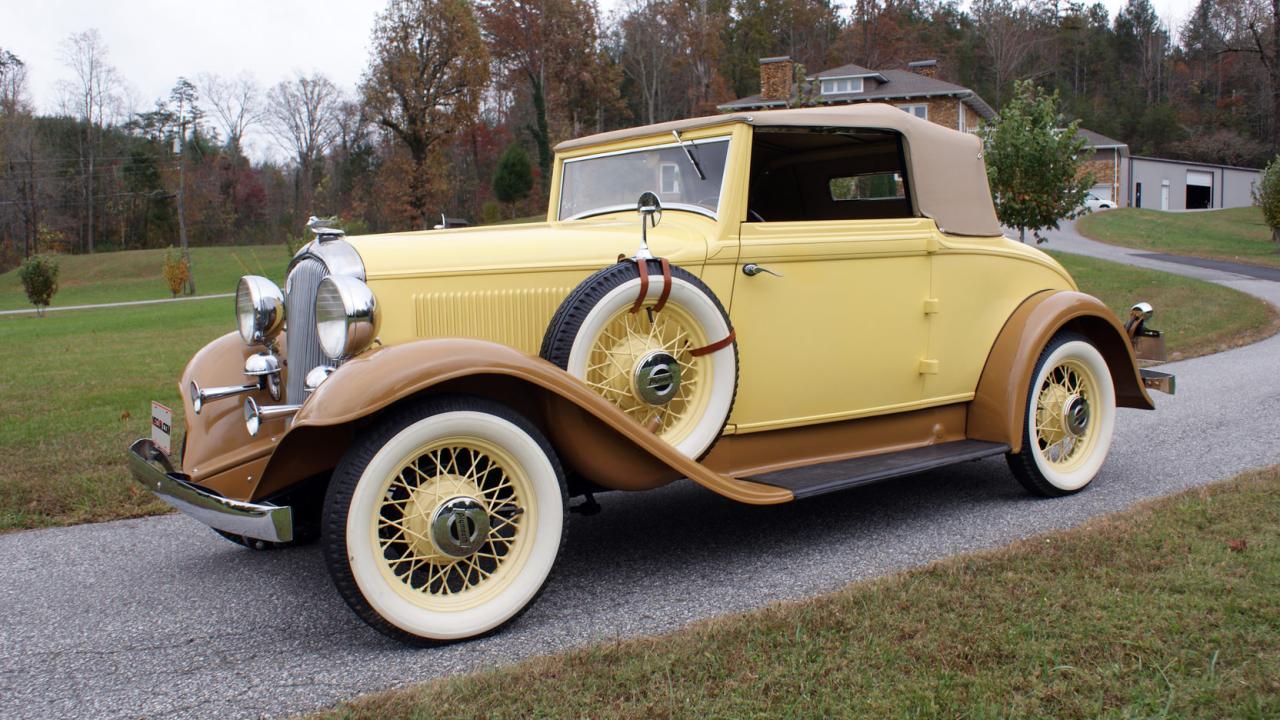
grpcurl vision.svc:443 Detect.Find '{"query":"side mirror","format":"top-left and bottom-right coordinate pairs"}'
top-left (637, 191), bottom-right (662, 228)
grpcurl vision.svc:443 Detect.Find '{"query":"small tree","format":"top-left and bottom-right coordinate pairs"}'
top-left (162, 246), bottom-right (190, 298)
top-left (492, 143), bottom-right (533, 217)
top-left (982, 80), bottom-right (1093, 244)
top-left (1255, 155), bottom-right (1280, 245)
top-left (19, 254), bottom-right (58, 317)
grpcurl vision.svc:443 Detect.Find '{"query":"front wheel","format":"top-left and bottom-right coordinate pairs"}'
top-left (323, 396), bottom-right (567, 644)
top-left (1006, 333), bottom-right (1117, 497)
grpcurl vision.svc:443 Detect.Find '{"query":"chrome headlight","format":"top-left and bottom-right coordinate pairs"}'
top-left (315, 275), bottom-right (379, 360)
top-left (236, 276), bottom-right (285, 346)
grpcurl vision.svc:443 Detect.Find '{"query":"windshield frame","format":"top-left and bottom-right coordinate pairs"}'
top-left (557, 135), bottom-right (732, 222)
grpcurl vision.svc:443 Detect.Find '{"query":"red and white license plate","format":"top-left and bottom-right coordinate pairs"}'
top-left (150, 401), bottom-right (173, 455)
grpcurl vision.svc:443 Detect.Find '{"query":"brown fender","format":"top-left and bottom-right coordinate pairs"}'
top-left (967, 290), bottom-right (1154, 453)
top-left (258, 338), bottom-right (793, 505)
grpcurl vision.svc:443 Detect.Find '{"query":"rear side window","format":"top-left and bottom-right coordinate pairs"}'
top-left (829, 172), bottom-right (905, 201)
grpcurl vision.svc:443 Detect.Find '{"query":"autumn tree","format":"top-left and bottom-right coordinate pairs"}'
top-left (480, 0), bottom-right (616, 194)
top-left (58, 29), bottom-right (122, 253)
top-left (982, 80), bottom-right (1092, 243)
top-left (199, 71), bottom-right (262, 156)
top-left (364, 0), bottom-right (489, 228)
top-left (266, 72), bottom-right (341, 230)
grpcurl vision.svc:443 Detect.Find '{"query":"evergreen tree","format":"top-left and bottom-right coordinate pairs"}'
top-left (492, 143), bottom-right (534, 217)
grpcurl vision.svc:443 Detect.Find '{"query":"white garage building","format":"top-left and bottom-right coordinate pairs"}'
top-left (1127, 156), bottom-right (1263, 212)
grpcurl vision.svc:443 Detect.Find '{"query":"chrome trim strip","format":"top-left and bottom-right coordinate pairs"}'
top-left (287, 238), bottom-right (365, 281)
top-left (127, 438), bottom-right (293, 543)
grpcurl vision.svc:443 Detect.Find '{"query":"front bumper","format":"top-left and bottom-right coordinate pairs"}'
top-left (127, 438), bottom-right (293, 543)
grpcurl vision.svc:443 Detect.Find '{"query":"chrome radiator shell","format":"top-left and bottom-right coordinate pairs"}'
top-left (284, 257), bottom-right (329, 402)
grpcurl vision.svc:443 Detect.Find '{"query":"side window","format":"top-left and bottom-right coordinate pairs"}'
top-left (747, 128), bottom-right (913, 222)
top-left (829, 172), bottom-right (905, 201)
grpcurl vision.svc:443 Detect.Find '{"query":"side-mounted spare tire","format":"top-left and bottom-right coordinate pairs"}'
top-left (540, 259), bottom-right (738, 460)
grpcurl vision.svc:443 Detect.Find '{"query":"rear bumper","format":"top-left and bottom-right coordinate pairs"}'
top-left (127, 438), bottom-right (293, 543)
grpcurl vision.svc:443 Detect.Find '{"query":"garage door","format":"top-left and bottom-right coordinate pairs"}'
top-left (1186, 171), bottom-right (1213, 209)
top-left (1090, 184), bottom-right (1112, 203)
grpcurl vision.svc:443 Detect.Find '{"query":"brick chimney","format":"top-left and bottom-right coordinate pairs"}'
top-left (907, 59), bottom-right (939, 78)
top-left (759, 56), bottom-right (794, 102)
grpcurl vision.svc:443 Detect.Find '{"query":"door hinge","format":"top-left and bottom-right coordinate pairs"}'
top-left (923, 298), bottom-right (940, 315)
top-left (918, 359), bottom-right (939, 375)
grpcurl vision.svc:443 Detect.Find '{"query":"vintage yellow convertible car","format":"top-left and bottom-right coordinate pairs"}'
top-left (128, 104), bottom-right (1174, 644)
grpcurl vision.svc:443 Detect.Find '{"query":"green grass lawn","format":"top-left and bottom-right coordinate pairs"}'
top-left (318, 465), bottom-right (1280, 719)
top-left (1077, 207), bottom-right (1280, 269)
top-left (1051, 251), bottom-right (1279, 360)
top-left (0, 244), bottom-right (292, 311)
top-left (0, 252), bottom-right (1273, 532)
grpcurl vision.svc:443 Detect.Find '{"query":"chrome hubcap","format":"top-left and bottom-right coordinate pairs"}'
top-left (632, 350), bottom-right (682, 405)
top-left (429, 496), bottom-right (490, 558)
top-left (1062, 395), bottom-right (1090, 437)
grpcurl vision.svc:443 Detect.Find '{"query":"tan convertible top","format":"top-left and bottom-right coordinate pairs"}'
top-left (555, 104), bottom-right (1002, 237)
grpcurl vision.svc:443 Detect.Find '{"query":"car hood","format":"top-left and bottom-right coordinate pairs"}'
top-left (346, 212), bottom-right (714, 281)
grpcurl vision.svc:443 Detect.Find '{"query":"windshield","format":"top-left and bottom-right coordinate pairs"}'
top-left (558, 137), bottom-right (731, 221)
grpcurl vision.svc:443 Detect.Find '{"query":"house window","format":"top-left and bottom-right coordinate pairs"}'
top-left (897, 104), bottom-right (928, 120)
top-left (820, 77), bottom-right (864, 95)
top-left (659, 163), bottom-right (681, 194)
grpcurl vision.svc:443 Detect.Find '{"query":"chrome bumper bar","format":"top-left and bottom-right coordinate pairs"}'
top-left (127, 438), bottom-right (293, 543)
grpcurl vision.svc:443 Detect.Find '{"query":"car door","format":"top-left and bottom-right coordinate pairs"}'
top-left (727, 217), bottom-right (932, 432)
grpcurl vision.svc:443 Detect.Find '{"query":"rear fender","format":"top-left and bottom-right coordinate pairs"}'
top-left (258, 338), bottom-right (791, 505)
top-left (967, 290), bottom-right (1154, 453)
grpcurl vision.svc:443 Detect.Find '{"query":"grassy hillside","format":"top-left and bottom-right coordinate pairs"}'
top-left (1077, 207), bottom-right (1280, 269)
top-left (0, 244), bottom-right (293, 311)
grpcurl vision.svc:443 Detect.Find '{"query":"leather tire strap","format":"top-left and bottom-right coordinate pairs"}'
top-left (653, 257), bottom-right (673, 313)
top-left (690, 329), bottom-right (735, 357)
top-left (629, 257), bottom-right (649, 314)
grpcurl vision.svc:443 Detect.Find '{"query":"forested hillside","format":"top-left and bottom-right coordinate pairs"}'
top-left (1, 0), bottom-right (1276, 269)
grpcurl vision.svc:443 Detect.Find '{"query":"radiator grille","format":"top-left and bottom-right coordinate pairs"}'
top-left (285, 257), bottom-right (328, 402)
top-left (414, 287), bottom-right (571, 354)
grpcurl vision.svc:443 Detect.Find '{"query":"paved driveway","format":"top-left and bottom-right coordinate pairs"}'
top-left (3, 226), bottom-right (1278, 719)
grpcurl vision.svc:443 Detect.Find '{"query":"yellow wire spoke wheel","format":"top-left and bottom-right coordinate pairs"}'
top-left (1007, 334), bottom-right (1116, 497)
top-left (1033, 359), bottom-right (1099, 472)
top-left (544, 261), bottom-right (738, 460)
top-left (326, 398), bottom-right (566, 644)
top-left (582, 302), bottom-right (712, 448)
top-left (373, 437), bottom-right (535, 611)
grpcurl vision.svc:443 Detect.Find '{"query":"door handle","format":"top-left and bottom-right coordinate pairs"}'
top-left (742, 263), bottom-right (783, 278)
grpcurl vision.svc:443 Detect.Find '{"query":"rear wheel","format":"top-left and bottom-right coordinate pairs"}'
top-left (1006, 333), bottom-right (1116, 497)
top-left (323, 396), bottom-right (567, 644)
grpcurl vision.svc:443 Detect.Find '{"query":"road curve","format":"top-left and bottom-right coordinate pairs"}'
top-left (3, 226), bottom-right (1279, 719)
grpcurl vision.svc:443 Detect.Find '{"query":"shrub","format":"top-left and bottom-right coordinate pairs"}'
top-left (1255, 155), bottom-right (1280, 244)
top-left (19, 254), bottom-right (59, 317)
top-left (481, 201), bottom-right (504, 225)
top-left (162, 247), bottom-right (190, 297)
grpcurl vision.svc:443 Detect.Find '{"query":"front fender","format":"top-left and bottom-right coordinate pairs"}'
top-left (967, 290), bottom-right (1155, 453)
top-left (259, 338), bottom-right (792, 505)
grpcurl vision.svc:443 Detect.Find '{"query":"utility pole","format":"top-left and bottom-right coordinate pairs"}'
top-left (175, 91), bottom-right (195, 295)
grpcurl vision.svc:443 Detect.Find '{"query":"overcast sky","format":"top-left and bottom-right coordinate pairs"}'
top-left (7, 0), bottom-right (1195, 160)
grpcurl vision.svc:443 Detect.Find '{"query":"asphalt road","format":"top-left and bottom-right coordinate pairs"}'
top-left (3, 224), bottom-right (1279, 719)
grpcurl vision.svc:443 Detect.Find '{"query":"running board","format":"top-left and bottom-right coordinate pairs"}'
top-left (747, 440), bottom-right (1010, 500)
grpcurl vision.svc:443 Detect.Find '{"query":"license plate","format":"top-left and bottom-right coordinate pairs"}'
top-left (151, 401), bottom-right (173, 455)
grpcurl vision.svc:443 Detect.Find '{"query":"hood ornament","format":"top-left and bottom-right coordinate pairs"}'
top-left (307, 215), bottom-right (345, 243)
top-left (635, 192), bottom-right (661, 260)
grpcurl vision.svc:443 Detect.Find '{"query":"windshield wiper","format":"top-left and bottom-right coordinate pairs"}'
top-left (671, 130), bottom-right (706, 181)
